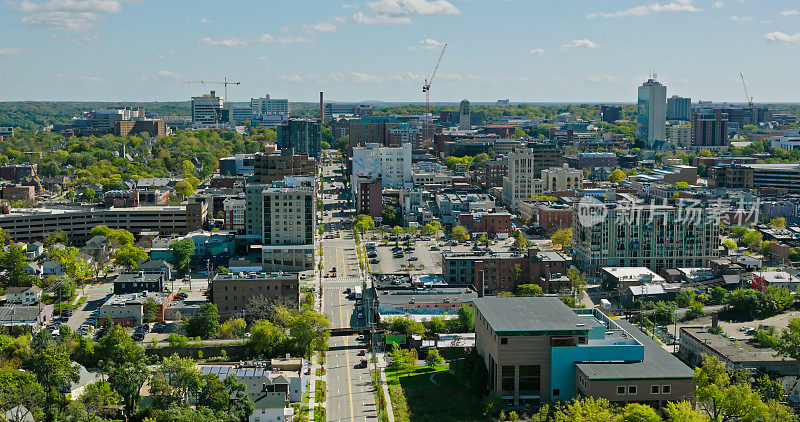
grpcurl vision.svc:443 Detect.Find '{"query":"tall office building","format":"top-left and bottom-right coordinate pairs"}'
top-left (666, 96), bottom-right (691, 121)
top-left (637, 79), bottom-right (667, 147)
top-left (459, 99), bottom-right (471, 130)
top-left (502, 143), bottom-right (564, 209)
top-left (191, 91), bottom-right (225, 125)
top-left (245, 179), bottom-right (316, 245)
top-left (691, 109), bottom-right (729, 148)
top-left (600, 105), bottom-right (621, 123)
top-left (277, 119), bottom-right (321, 158)
top-left (573, 202), bottom-right (720, 278)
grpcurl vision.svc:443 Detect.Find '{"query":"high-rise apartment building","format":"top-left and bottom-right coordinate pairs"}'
top-left (667, 124), bottom-right (691, 148)
top-left (387, 123), bottom-right (423, 149)
top-left (251, 94), bottom-right (290, 116)
top-left (666, 96), bottom-right (691, 121)
top-left (351, 143), bottom-right (412, 191)
top-left (637, 79), bottom-right (667, 147)
top-left (348, 116), bottom-right (399, 148)
top-left (252, 149), bottom-right (316, 184)
top-left (691, 109), bottom-right (729, 148)
top-left (502, 143), bottom-right (563, 209)
top-left (277, 119), bottom-right (321, 157)
top-left (573, 202), bottom-right (720, 277)
top-left (222, 197), bottom-right (246, 234)
top-left (459, 99), bottom-right (471, 130)
top-left (191, 91), bottom-right (225, 125)
top-left (244, 180), bottom-right (316, 245)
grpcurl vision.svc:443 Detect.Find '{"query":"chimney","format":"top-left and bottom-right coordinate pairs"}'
top-left (319, 92), bottom-right (324, 124)
top-left (477, 269), bottom-right (485, 298)
top-left (711, 312), bottom-right (719, 329)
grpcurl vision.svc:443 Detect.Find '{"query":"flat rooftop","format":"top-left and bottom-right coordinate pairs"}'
top-left (474, 297), bottom-right (588, 334)
top-left (577, 319), bottom-right (694, 381)
top-left (681, 326), bottom-right (798, 365)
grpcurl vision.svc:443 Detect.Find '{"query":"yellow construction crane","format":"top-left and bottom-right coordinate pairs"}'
top-left (423, 43), bottom-right (447, 147)
top-left (183, 76), bottom-right (241, 105)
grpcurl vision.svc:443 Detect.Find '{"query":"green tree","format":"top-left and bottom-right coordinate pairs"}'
top-left (96, 326), bottom-right (150, 419)
top-left (170, 239), bottom-right (195, 276)
top-left (675, 289), bottom-right (697, 308)
top-left (381, 206), bottom-right (398, 227)
top-left (474, 152), bottom-right (489, 163)
top-left (112, 245), bottom-right (148, 271)
top-left (80, 188), bottom-right (96, 202)
top-left (247, 319), bottom-right (292, 358)
top-left (106, 228), bottom-right (135, 246)
top-left (355, 214), bottom-right (375, 235)
top-left (421, 221), bottom-right (442, 236)
top-left (457, 305), bottom-right (475, 332)
top-left (777, 318), bottom-right (800, 361)
top-left (27, 344), bottom-right (80, 420)
top-left (513, 230), bottom-right (531, 250)
top-left (553, 397), bottom-right (615, 422)
top-left (675, 181), bottom-right (689, 188)
top-left (771, 217), bottom-right (786, 229)
top-left (551, 227), bottom-right (572, 250)
top-left (184, 303), bottom-right (220, 339)
top-left (451, 225), bottom-right (470, 243)
top-left (67, 381), bottom-right (119, 422)
top-left (143, 297), bottom-right (160, 323)
top-left (516, 284), bottom-right (542, 297)
top-left (478, 233), bottom-right (490, 246)
top-left (608, 168), bottom-right (626, 184)
top-left (567, 267), bottom-right (586, 299)
top-left (389, 315), bottom-right (425, 336)
top-left (218, 317), bottom-right (247, 339)
top-left (425, 349), bottom-right (444, 370)
top-left (663, 401), bottom-right (706, 422)
top-left (0, 243), bottom-right (35, 288)
top-left (149, 354), bottom-right (204, 409)
top-left (742, 230), bottom-right (763, 250)
top-left (43, 229), bottom-right (69, 248)
top-left (0, 367), bottom-right (45, 422)
top-left (174, 180), bottom-right (194, 199)
top-left (694, 356), bottom-right (768, 422)
top-left (722, 239), bottom-right (737, 249)
top-left (619, 403), bottom-right (661, 422)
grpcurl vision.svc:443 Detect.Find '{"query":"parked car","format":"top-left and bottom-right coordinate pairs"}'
top-left (430, 246), bottom-right (439, 251)
top-left (369, 258), bottom-right (380, 264)
top-left (408, 256), bottom-right (419, 261)
top-left (358, 313), bottom-right (364, 319)
top-left (358, 349), bottom-right (366, 356)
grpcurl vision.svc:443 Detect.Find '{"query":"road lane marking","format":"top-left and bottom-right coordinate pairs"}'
top-left (338, 291), bottom-right (355, 421)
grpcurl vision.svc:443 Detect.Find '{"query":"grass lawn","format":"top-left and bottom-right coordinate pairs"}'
top-left (386, 364), bottom-right (486, 422)
top-left (315, 379), bottom-right (326, 402)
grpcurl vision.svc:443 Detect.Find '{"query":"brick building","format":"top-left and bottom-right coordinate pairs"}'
top-left (212, 272), bottom-right (299, 320)
top-left (1, 184), bottom-right (35, 202)
top-left (252, 150), bottom-right (316, 184)
top-left (355, 175), bottom-right (382, 218)
top-left (458, 212), bottom-right (512, 237)
top-left (114, 119), bottom-right (166, 138)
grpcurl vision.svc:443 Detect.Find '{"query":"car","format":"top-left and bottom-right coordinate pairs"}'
top-left (174, 296), bottom-right (186, 300)
top-left (360, 358), bottom-right (369, 368)
top-left (367, 252), bottom-right (378, 258)
top-left (175, 292), bottom-right (188, 299)
top-left (358, 334), bottom-right (366, 341)
top-left (61, 309), bottom-right (74, 317)
top-left (357, 305), bottom-right (364, 311)
top-left (393, 254), bottom-right (404, 259)
top-left (430, 246), bottom-right (439, 251)
top-left (358, 313), bottom-right (364, 319)
top-left (391, 246), bottom-right (402, 252)
top-left (369, 258), bottom-right (380, 264)
top-left (408, 256), bottom-right (419, 261)
top-left (357, 349), bottom-right (366, 356)
top-left (332, 267), bottom-right (337, 273)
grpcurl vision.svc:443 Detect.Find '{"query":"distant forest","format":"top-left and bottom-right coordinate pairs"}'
top-left (2, 101), bottom-right (799, 131)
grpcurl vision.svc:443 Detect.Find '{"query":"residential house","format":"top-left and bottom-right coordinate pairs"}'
top-left (5, 286), bottom-right (42, 305)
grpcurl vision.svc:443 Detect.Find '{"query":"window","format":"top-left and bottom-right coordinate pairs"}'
top-left (617, 386), bottom-right (626, 395)
top-left (628, 386), bottom-right (637, 395)
top-left (651, 385), bottom-right (660, 394)
top-left (501, 366), bottom-right (515, 395)
top-left (662, 385), bottom-right (671, 394)
top-left (552, 389), bottom-right (560, 397)
top-left (519, 365), bottom-right (540, 396)
top-left (500, 337), bottom-right (508, 345)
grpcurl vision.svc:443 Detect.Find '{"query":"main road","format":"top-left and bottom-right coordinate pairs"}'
top-left (319, 150), bottom-right (378, 421)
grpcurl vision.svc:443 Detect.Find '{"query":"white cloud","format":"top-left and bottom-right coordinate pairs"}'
top-left (0, 47), bottom-right (26, 55)
top-left (351, 11), bottom-right (411, 24)
top-left (730, 16), bottom-right (754, 22)
top-left (526, 47), bottom-right (545, 56)
top-left (406, 38), bottom-right (444, 50)
top-left (585, 74), bottom-right (622, 83)
top-left (82, 75), bottom-right (106, 83)
top-left (156, 70), bottom-right (182, 80)
top-left (6, 0), bottom-right (135, 32)
top-left (279, 75), bottom-right (305, 83)
top-left (713, 1), bottom-right (724, 8)
top-left (341, 3), bottom-right (357, 9)
top-left (764, 31), bottom-right (800, 42)
top-left (303, 20), bottom-right (339, 33)
top-left (199, 17), bottom-right (213, 24)
top-left (198, 34), bottom-right (310, 47)
top-left (587, 0), bottom-right (701, 18)
top-left (781, 9), bottom-right (800, 16)
top-left (258, 56), bottom-right (268, 61)
top-left (560, 39), bottom-right (599, 50)
top-left (366, 0), bottom-right (459, 16)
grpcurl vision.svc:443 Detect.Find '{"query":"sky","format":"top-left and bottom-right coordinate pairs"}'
top-left (1, 0), bottom-right (800, 103)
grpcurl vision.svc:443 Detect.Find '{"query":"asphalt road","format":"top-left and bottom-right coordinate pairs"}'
top-left (320, 150), bottom-right (378, 421)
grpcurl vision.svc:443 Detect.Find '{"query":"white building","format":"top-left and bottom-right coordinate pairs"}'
top-left (502, 148), bottom-right (545, 209)
top-left (228, 102), bottom-right (254, 123)
top-left (191, 91), bottom-right (224, 125)
top-left (351, 143), bottom-right (412, 192)
top-left (668, 124), bottom-right (691, 148)
top-left (223, 197), bottom-right (246, 233)
top-left (5, 286), bottom-right (42, 305)
top-left (251, 94), bottom-right (290, 116)
top-left (245, 182), bottom-right (316, 246)
top-left (769, 136), bottom-right (800, 151)
top-left (637, 78), bottom-right (667, 147)
top-left (541, 164), bottom-right (582, 192)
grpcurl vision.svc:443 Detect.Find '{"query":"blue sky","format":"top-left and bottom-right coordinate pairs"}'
top-left (1, 0), bottom-right (799, 103)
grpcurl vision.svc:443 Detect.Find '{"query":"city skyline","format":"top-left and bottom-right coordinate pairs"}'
top-left (2, 0), bottom-right (800, 102)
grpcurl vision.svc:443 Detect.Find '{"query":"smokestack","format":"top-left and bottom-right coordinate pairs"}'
top-left (477, 269), bottom-right (485, 298)
top-left (319, 92), bottom-right (324, 124)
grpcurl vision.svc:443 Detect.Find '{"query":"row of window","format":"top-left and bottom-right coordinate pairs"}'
top-left (615, 385), bottom-right (671, 395)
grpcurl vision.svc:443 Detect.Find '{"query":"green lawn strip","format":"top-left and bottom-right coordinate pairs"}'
top-left (314, 405), bottom-right (326, 421)
top-left (315, 379), bottom-right (326, 402)
top-left (385, 364), bottom-right (484, 422)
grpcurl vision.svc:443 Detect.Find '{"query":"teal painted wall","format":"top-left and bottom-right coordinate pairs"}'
top-left (549, 343), bottom-right (644, 401)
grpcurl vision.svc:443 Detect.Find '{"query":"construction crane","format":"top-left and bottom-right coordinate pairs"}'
top-left (183, 76), bottom-right (241, 105)
top-left (740, 73), bottom-right (753, 107)
top-left (423, 43), bottom-right (447, 148)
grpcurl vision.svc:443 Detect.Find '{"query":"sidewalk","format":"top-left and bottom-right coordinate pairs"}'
top-left (376, 352), bottom-right (395, 422)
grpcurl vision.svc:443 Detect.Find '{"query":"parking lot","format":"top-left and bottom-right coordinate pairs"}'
top-left (366, 236), bottom-right (442, 275)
